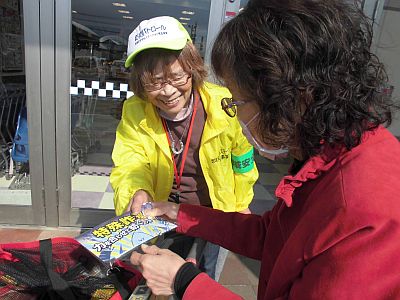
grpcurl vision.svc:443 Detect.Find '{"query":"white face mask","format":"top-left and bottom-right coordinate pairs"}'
top-left (239, 112), bottom-right (289, 160)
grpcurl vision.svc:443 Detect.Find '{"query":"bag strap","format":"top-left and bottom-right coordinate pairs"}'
top-left (107, 266), bottom-right (131, 300)
top-left (40, 239), bottom-right (77, 300)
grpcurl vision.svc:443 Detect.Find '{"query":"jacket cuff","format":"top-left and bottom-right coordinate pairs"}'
top-left (174, 262), bottom-right (202, 299)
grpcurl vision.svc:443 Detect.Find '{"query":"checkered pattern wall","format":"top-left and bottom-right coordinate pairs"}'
top-left (70, 80), bottom-right (134, 100)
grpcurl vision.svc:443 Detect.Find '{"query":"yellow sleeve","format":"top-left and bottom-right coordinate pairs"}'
top-left (231, 118), bottom-right (259, 211)
top-left (110, 117), bottom-right (155, 216)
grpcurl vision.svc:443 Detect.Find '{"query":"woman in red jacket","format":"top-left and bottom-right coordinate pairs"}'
top-left (130, 0), bottom-right (400, 299)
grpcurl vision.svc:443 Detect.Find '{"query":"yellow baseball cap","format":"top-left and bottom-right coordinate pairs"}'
top-left (125, 16), bottom-right (192, 68)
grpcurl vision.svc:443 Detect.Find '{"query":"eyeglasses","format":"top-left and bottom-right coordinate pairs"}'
top-left (143, 73), bottom-right (191, 92)
top-left (221, 97), bottom-right (246, 117)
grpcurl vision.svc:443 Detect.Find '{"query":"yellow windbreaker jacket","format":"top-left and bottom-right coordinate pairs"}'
top-left (110, 82), bottom-right (258, 215)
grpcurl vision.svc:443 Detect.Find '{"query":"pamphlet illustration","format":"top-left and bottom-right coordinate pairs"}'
top-left (76, 211), bottom-right (177, 264)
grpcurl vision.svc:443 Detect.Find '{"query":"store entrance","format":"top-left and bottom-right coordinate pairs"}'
top-left (0, 0), bottom-right (236, 227)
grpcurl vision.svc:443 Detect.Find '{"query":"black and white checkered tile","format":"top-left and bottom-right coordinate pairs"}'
top-left (70, 80), bottom-right (134, 100)
top-left (76, 165), bottom-right (112, 177)
top-left (77, 170), bottom-right (110, 176)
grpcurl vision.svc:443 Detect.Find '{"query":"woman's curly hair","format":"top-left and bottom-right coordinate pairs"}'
top-left (212, 0), bottom-right (395, 158)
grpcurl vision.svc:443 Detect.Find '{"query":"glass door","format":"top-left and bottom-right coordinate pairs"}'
top-left (0, 0), bottom-right (45, 225)
top-left (56, 0), bottom-right (225, 227)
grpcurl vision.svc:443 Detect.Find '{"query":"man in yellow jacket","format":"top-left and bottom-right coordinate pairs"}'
top-left (110, 16), bottom-right (258, 281)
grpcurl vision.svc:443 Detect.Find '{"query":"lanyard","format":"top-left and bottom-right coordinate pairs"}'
top-left (161, 91), bottom-right (199, 197)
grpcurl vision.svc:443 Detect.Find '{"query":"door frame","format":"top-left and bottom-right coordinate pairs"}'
top-left (55, 0), bottom-right (116, 227)
top-left (0, 0), bottom-right (45, 225)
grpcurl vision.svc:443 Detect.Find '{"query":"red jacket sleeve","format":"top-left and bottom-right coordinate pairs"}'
top-left (176, 203), bottom-right (273, 260)
top-left (183, 273), bottom-right (243, 300)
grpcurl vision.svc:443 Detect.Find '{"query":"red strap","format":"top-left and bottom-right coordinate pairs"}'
top-left (162, 92), bottom-right (199, 191)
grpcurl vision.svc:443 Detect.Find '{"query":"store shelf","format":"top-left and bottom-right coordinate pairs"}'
top-left (0, 72), bottom-right (24, 77)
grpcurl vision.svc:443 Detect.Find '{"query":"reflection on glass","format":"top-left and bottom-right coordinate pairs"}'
top-left (0, 0), bottom-right (31, 205)
top-left (70, 0), bottom-right (212, 210)
top-left (240, 0), bottom-right (249, 9)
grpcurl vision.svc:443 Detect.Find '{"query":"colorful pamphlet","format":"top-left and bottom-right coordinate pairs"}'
top-left (76, 211), bottom-right (177, 264)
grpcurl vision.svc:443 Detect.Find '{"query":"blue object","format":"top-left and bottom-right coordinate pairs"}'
top-left (12, 106), bottom-right (29, 163)
top-left (141, 202), bottom-right (153, 212)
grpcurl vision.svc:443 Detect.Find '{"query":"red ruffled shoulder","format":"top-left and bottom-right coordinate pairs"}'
top-left (275, 127), bottom-right (388, 206)
top-left (275, 146), bottom-right (342, 207)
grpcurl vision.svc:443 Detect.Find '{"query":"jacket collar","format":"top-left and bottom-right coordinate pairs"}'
top-left (275, 148), bottom-right (340, 207)
top-left (136, 83), bottom-right (231, 158)
top-left (198, 83), bottom-right (230, 143)
top-left (275, 126), bottom-right (388, 207)
top-left (139, 101), bottom-right (172, 159)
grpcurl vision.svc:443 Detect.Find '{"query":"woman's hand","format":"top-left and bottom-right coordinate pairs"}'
top-left (145, 202), bottom-right (180, 222)
top-left (130, 244), bottom-right (186, 296)
top-left (127, 190), bottom-right (153, 214)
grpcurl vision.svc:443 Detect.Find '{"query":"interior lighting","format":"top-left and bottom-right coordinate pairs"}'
top-left (117, 10), bottom-right (131, 14)
top-left (181, 10), bottom-right (195, 15)
top-left (181, 22), bottom-right (188, 25)
top-left (72, 10), bottom-right (77, 13)
top-left (179, 17), bottom-right (190, 21)
top-left (112, 2), bottom-right (126, 7)
top-left (123, 16), bottom-right (133, 19)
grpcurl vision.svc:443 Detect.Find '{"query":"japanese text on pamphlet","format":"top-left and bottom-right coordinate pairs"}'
top-left (76, 212), bottom-right (177, 264)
